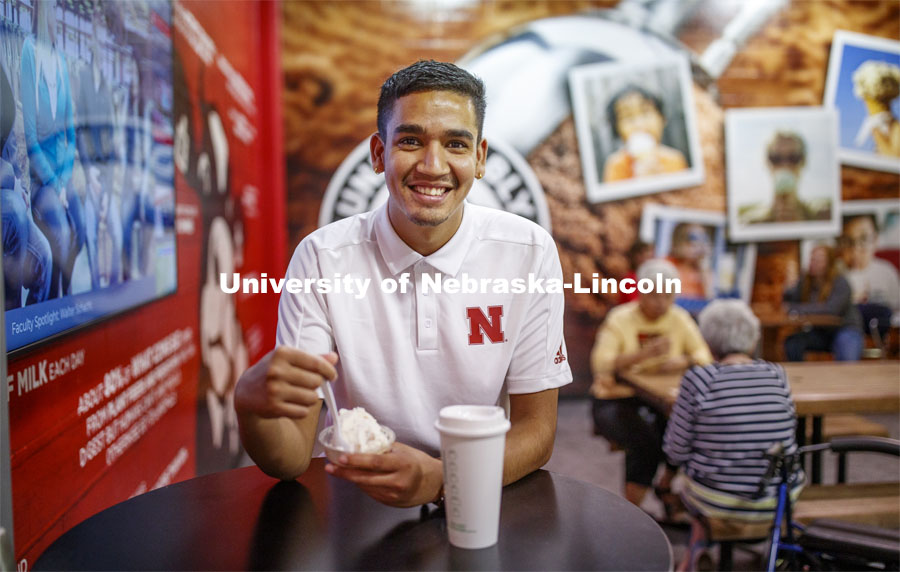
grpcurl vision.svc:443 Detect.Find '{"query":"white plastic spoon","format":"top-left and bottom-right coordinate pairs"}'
top-left (322, 380), bottom-right (351, 451)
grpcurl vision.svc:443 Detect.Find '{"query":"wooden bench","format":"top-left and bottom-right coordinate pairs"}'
top-left (704, 517), bottom-right (772, 570)
top-left (703, 482), bottom-right (899, 570)
top-left (794, 482), bottom-right (900, 529)
top-left (812, 414), bottom-right (891, 441)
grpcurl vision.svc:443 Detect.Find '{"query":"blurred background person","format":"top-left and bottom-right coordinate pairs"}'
top-left (852, 60), bottom-right (900, 157)
top-left (2, 59), bottom-right (51, 308)
top-left (591, 258), bottom-right (713, 518)
top-left (783, 243), bottom-right (864, 361)
top-left (603, 85), bottom-right (687, 182)
top-left (120, 56), bottom-right (154, 281)
top-left (667, 222), bottom-right (713, 300)
top-left (664, 299), bottom-right (804, 571)
top-left (839, 214), bottom-right (900, 338)
top-left (75, 13), bottom-right (116, 290)
top-left (20, 0), bottom-right (85, 298)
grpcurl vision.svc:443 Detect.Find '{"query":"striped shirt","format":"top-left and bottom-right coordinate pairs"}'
top-left (663, 361), bottom-right (804, 519)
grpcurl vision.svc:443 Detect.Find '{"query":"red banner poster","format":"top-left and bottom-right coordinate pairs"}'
top-left (5, 1), bottom-right (284, 567)
top-left (171, 0), bottom-right (285, 475)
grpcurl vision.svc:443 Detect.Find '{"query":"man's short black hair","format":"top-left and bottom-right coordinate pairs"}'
top-left (377, 60), bottom-right (487, 141)
top-left (606, 84), bottom-right (664, 139)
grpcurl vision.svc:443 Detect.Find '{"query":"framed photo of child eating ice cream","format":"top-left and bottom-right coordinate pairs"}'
top-left (568, 55), bottom-right (704, 203)
top-left (824, 30), bottom-right (900, 173)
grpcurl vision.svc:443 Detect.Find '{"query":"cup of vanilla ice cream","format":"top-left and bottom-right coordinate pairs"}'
top-left (318, 407), bottom-right (394, 462)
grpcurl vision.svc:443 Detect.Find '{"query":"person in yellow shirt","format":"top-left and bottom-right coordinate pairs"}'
top-left (591, 259), bottom-right (713, 516)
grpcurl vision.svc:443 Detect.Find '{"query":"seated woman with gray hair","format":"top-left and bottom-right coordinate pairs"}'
top-left (663, 299), bottom-right (804, 571)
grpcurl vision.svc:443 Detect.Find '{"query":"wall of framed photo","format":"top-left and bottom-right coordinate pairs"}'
top-left (281, 0), bottom-right (899, 394)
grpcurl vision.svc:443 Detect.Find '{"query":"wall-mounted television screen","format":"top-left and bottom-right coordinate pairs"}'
top-left (1, 0), bottom-right (176, 353)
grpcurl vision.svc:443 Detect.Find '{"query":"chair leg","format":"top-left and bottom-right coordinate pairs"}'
top-left (869, 318), bottom-right (885, 359)
top-left (718, 542), bottom-right (734, 571)
top-left (837, 453), bottom-right (847, 483)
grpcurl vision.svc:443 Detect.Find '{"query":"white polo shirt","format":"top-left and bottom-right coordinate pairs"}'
top-left (276, 201), bottom-right (572, 455)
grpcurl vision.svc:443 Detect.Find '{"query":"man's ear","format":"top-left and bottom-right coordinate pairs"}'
top-left (370, 132), bottom-right (385, 173)
top-left (476, 137), bottom-right (488, 178)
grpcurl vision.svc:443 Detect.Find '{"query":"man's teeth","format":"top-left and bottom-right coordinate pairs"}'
top-left (413, 186), bottom-right (446, 196)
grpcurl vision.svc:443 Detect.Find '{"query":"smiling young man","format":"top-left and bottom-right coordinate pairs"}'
top-left (234, 61), bottom-right (571, 507)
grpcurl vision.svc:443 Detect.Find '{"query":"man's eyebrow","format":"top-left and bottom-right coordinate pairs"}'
top-left (394, 124), bottom-right (425, 135)
top-left (393, 124), bottom-right (475, 142)
top-left (444, 129), bottom-right (474, 142)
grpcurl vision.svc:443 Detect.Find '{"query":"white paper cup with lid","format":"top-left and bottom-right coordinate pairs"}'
top-left (434, 405), bottom-right (511, 549)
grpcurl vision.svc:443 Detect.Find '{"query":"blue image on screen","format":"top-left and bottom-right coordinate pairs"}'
top-left (1, 0), bottom-right (176, 353)
top-left (834, 44), bottom-right (900, 151)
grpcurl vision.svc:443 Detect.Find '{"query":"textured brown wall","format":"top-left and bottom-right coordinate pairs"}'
top-left (527, 83), bottom-right (726, 394)
top-left (691, 0), bottom-right (900, 309)
top-left (281, 1), bottom-right (900, 396)
top-left (282, 0), bottom-right (614, 250)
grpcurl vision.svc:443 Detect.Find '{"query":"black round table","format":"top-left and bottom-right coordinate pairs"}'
top-left (35, 459), bottom-right (672, 571)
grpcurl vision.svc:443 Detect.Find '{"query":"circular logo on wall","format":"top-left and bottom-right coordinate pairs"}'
top-left (318, 137), bottom-right (552, 231)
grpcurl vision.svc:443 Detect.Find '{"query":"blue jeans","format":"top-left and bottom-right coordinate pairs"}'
top-left (121, 184), bottom-right (150, 281)
top-left (121, 184), bottom-right (176, 280)
top-left (784, 327), bottom-right (864, 361)
top-left (2, 187), bottom-right (51, 307)
top-left (31, 182), bottom-right (86, 298)
top-left (85, 185), bottom-right (122, 288)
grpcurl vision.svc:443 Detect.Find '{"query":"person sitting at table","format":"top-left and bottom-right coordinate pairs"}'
top-left (591, 258), bottom-right (713, 519)
top-left (783, 243), bottom-right (864, 361)
top-left (235, 60), bottom-right (571, 508)
top-left (663, 299), bottom-right (804, 571)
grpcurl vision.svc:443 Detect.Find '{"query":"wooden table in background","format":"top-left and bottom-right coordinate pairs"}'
top-left (619, 361), bottom-right (900, 484)
top-left (752, 307), bottom-right (843, 361)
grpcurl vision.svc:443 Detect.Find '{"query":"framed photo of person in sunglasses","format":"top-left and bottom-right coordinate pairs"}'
top-left (726, 107), bottom-right (841, 242)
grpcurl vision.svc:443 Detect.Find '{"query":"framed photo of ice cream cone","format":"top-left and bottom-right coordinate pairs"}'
top-left (568, 55), bottom-right (704, 203)
top-left (824, 30), bottom-right (900, 173)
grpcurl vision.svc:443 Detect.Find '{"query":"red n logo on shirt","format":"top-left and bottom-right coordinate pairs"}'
top-left (466, 306), bottom-right (505, 345)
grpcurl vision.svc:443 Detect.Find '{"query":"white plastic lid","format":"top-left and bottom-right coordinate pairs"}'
top-left (434, 405), bottom-right (511, 438)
